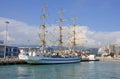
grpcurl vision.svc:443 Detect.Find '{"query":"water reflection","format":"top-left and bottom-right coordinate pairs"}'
top-left (16, 64), bottom-right (81, 79)
top-left (17, 66), bottom-right (33, 79)
top-left (4, 62), bottom-right (120, 79)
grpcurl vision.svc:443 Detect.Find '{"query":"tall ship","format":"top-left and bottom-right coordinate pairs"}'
top-left (18, 5), bottom-right (81, 64)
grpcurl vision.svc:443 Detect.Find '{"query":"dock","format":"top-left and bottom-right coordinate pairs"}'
top-left (81, 58), bottom-right (99, 62)
top-left (0, 58), bottom-right (27, 65)
top-left (97, 57), bottom-right (120, 62)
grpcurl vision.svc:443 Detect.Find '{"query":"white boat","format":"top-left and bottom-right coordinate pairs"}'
top-left (88, 54), bottom-right (97, 61)
top-left (18, 50), bottom-right (81, 64)
top-left (18, 5), bottom-right (81, 64)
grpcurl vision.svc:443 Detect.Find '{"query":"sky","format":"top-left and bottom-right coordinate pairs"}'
top-left (0, 0), bottom-right (120, 47)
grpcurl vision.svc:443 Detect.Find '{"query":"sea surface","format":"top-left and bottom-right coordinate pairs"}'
top-left (0, 62), bottom-right (120, 79)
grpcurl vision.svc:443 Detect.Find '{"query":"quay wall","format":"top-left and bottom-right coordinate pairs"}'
top-left (97, 57), bottom-right (120, 62)
top-left (0, 58), bottom-right (27, 65)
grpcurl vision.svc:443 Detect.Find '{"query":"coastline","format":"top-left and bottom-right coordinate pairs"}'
top-left (0, 57), bottom-right (120, 65)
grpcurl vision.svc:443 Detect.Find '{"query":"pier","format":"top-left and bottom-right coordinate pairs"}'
top-left (97, 57), bottom-right (120, 62)
top-left (0, 58), bottom-right (27, 65)
top-left (81, 58), bottom-right (99, 62)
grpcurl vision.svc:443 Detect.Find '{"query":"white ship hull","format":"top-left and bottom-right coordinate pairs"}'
top-left (19, 54), bottom-right (81, 64)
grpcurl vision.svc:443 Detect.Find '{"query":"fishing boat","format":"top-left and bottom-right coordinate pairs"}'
top-left (18, 5), bottom-right (81, 64)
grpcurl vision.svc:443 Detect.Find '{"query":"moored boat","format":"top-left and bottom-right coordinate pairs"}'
top-left (18, 5), bottom-right (81, 64)
top-left (19, 50), bottom-right (81, 64)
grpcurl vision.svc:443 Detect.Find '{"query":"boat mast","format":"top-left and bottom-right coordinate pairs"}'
top-left (41, 5), bottom-right (47, 53)
top-left (59, 9), bottom-right (63, 53)
top-left (72, 17), bottom-right (77, 51)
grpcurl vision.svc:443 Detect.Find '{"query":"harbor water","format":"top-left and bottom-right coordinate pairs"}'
top-left (0, 62), bottom-right (120, 79)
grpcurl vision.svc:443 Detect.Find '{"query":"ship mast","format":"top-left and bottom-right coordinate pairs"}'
top-left (59, 9), bottom-right (63, 53)
top-left (72, 17), bottom-right (77, 51)
top-left (41, 5), bottom-right (47, 53)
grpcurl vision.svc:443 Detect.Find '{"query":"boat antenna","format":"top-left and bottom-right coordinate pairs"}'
top-left (59, 9), bottom-right (63, 54)
top-left (41, 4), bottom-right (47, 53)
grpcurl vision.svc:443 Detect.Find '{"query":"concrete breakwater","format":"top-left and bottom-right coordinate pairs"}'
top-left (0, 58), bottom-right (27, 65)
top-left (97, 57), bottom-right (120, 62)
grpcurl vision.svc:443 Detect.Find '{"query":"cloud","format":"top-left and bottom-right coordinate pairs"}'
top-left (0, 17), bottom-right (120, 48)
top-left (0, 17), bottom-right (39, 45)
top-left (88, 31), bottom-right (120, 46)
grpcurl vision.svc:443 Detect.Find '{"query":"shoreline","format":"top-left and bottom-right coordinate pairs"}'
top-left (0, 57), bottom-right (120, 65)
